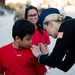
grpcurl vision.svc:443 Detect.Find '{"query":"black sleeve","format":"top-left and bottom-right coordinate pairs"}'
top-left (39, 19), bottom-right (75, 69)
top-left (57, 48), bottom-right (75, 72)
top-left (57, 23), bottom-right (75, 72)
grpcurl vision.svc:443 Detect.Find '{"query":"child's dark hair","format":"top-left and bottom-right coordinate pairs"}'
top-left (12, 19), bottom-right (35, 40)
top-left (25, 5), bottom-right (43, 33)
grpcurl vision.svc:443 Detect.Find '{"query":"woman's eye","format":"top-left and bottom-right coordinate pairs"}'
top-left (44, 22), bottom-right (48, 25)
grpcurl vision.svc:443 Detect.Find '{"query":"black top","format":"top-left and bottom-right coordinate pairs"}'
top-left (39, 18), bottom-right (75, 72)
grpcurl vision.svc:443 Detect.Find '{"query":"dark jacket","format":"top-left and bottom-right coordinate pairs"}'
top-left (39, 18), bottom-right (75, 72)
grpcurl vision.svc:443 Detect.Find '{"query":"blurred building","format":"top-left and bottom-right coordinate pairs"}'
top-left (0, 0), bottom-right (5, 5)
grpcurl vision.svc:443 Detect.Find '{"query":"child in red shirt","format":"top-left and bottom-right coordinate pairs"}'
top-left (0, 19), bottom-right (47, 75)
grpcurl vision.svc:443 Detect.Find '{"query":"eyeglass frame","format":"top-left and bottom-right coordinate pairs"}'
top-left (27, 14), bottom-right (38, 18)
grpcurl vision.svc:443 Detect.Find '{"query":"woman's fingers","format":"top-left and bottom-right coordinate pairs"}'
top-left (30, 45), bottom-right (42, 58)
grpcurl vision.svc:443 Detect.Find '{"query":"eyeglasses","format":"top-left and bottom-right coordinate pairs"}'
top-left (27, 14), bottom-right (38, 17)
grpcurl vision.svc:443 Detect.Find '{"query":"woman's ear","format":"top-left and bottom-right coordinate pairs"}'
top-left (49, 20), bottom-right (53, 28)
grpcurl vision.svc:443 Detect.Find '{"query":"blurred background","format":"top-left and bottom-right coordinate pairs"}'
top-left (0, 0), bottom-right (75, 75)
top-left (0, 0), bottom-right (75, 16)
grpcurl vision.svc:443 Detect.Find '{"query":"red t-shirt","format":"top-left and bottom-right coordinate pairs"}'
top-left (0, 43), bottom-right (47, 75)
top-left (31, 28), bottom-right (50, 73)
top-left (31, 28), bottom-right (50, 46)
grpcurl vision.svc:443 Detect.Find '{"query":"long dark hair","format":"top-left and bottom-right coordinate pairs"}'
top-left (25, 5), bottom-right (43, 33)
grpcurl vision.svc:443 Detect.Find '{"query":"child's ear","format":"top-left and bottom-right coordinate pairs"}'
top-left (15, 36), bottom-right (21, 42)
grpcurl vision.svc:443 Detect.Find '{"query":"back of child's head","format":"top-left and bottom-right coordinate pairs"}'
top-left (12, 19), bottom-right (35, 40)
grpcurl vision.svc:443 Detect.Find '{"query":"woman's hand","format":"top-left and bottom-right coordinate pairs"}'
top-left (38, 43), bottom-right (49, 54)
top-left (30, 45), bottom-right (42, 58)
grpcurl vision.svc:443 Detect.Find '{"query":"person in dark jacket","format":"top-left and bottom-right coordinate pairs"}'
top-left (30, 8), bottom-right (75, 72)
